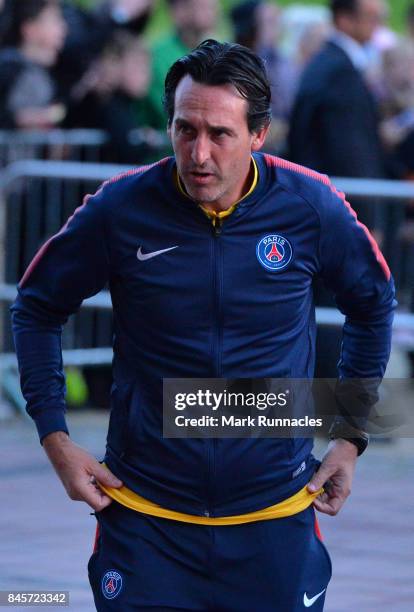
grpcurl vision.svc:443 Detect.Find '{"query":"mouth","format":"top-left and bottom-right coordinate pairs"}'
top-left (188, 171), bottom-right (215, 185)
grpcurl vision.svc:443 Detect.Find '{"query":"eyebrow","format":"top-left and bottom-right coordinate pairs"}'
top-left (174, 118), bottom-right (235, 136)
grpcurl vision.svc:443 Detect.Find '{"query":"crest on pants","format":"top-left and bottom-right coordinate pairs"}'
top-left (102, 569), bottom-right (123, 600)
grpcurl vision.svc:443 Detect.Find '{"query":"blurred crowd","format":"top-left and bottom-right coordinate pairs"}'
top-left (0, 0), bottom-right (413, 175)
top-left (0, 0), bottom-right (411, 168)
top-left (1, 0), bottom-right (414, 386)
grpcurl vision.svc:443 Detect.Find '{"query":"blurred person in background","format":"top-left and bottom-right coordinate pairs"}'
top-left (289, 0), bottom-right (386, 217)
top-left (54, 1), bottom-right (154, 101)
top-left (288, 0), bottom-right (387, 379)
top-left (144, 0), bottom-right (218, 129)
top-left (66, 30), bottom-right (157, 164)
top-left (0, 0), bottom-right (67, 129)
top-left (376, 2), bottom-right (414, 180)
top-left (379, 41), bottom-right (414, 178)
top-left (364, 0), bottom-right (398, 97)
top-left (294, 20), bottom-right (331, 77)
top-left (369, 0), bottom-right (397, 57)
top-left (230, 0), bottom-right (297, 153)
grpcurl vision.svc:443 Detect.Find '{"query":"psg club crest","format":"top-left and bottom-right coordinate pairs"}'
top-left (101, 570), bottom-right (123, 600)
top-left (256, 234), bottom-right (293, 272)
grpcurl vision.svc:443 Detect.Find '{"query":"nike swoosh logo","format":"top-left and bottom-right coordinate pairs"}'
top-left (137, 246), bottom-right (178, 261)
top-left (303, 589), bottom-right (326, 607)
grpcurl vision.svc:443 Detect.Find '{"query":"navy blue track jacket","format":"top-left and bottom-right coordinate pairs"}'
top-left (11, 153), bottom-right (395, 517)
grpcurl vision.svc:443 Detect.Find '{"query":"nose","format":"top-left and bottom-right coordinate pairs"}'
top-left (191, 134), bottom-right (210, 166)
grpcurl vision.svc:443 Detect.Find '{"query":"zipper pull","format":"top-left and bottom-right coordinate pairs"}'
top-left (214, 219), bottom-right (222, 236)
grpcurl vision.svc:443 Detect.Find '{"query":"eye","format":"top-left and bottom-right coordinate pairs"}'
top-left (212, 129), bottom-right (226, 138)
top-left (178, 124), bottom-right (194, 136)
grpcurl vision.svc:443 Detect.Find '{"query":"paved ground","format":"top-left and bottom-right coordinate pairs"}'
top-left (1, 410), bottom-right (413, 612)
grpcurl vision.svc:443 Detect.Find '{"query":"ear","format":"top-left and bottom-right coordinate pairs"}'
top-left (251, 123), bottom-right (270, 152)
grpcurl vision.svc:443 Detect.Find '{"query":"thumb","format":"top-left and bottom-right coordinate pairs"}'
top-left (94, 463), bottom-right (123, 488)
top-left (307, 463), bottom-right (332, 493)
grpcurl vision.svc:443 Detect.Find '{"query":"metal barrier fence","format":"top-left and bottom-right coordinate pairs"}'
top-left (0, 129), bottom-right (109, 168)
top-left (0, 128), bottom-right (171, 169)
top-left (0, 161), bottom-right (127, 359)
top-left (0, 160), bottom-right (414, 413)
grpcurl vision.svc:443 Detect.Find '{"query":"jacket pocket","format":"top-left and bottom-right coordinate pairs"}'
top-left (106, 382), bottom-right (135, 456)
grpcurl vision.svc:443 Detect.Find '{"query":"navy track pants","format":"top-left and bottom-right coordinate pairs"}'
top-left (88, 501), bottom-right (332, 611)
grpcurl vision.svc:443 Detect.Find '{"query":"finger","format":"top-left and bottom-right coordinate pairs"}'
top-left (308, 466), bottom-right (334, 493)
top-left (77, 481), bottom-right (115, 511)
top-left (313, 495), bottom-right (344, 516)
top-left (313, 498), bottom-right (336, 515)
top-left (315, 491), bottom-right (330, 505)
top-left (92, 491), bottom-right (114, 512)
top-left (92, 463), bottom-right (123, 488)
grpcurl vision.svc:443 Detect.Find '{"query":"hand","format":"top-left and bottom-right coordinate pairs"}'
top-left (307, 438), bottom-right (358, 516)
top-left (42, 431), bottom-right (123, 511)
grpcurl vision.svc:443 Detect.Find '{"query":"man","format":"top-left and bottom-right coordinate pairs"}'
top-left (288, 0), bottom-right (388, 379)
top-left (12, 40), bottom-right (394, 611)
top-left (288, 0), bottom-right (386, 228)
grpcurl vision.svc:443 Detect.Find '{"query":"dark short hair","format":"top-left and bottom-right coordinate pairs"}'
top-left (0, 0), bottom-right (57, 46)
top-left (163, 39), bottom-right (272, 133)
top-left (330, 0), bottom-right (359, 17)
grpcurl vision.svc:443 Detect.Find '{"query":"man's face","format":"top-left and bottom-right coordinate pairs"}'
top-left (348, 0), bottom-right (385, 44)
top-left (169, 76), bottom-right (268, 210)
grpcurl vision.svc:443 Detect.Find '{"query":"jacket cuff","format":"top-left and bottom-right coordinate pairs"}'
top-left (34, 410), bottom-right (70, 445)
